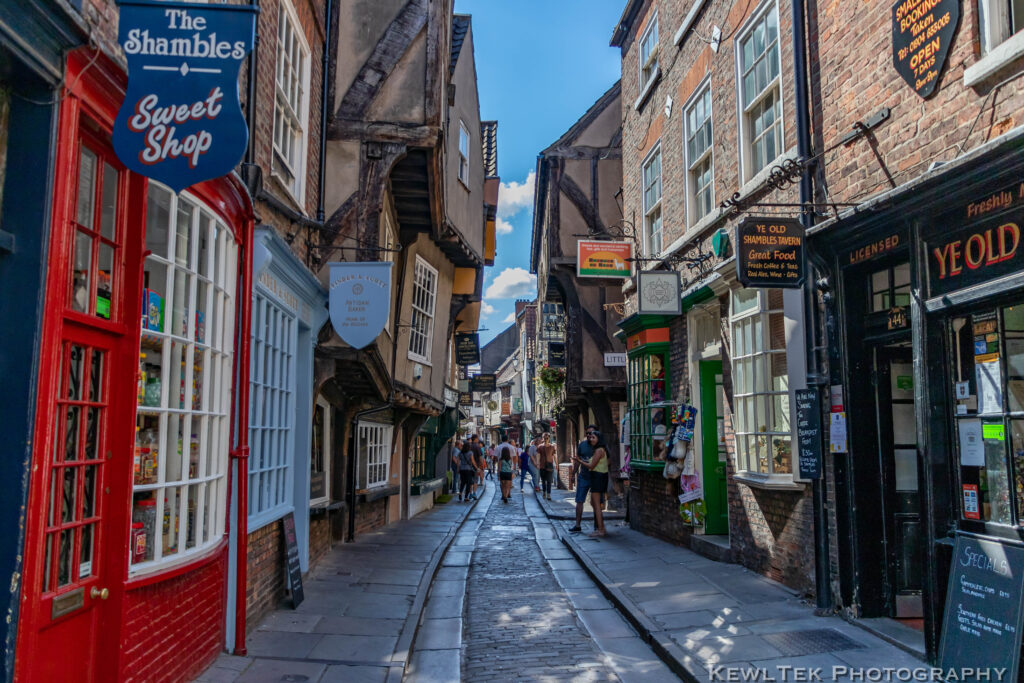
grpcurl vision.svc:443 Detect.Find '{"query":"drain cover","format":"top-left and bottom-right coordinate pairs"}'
top-left (761, 629), bottom-right (865, 657)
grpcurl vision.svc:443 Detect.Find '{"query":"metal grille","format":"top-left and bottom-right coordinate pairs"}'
top-left (761, 629), bottom-right (866, 657)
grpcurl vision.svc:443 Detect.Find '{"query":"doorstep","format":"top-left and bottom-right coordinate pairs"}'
top-left (689, 533), bottom-right (733, 563)
top-left (849, 617), bottom-right (927, 661)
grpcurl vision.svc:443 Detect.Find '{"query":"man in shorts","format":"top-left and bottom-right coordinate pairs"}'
top-left (569, 425), bottom-right (599, 532)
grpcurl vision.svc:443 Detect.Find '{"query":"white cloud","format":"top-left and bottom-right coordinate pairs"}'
top-left (502, 313), bottom-right (516, 324)
top-left (484, 267), bottom-right (537, 299)
top-left (481, 301), bottom-right (495, 316)
top-left (498, 171), bottom-right (535, 220)
top-left (496, 217), bottom-right (515, 235)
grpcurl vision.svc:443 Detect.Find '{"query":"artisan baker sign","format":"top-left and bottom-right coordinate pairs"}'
top-left (892, 0), bottom-right (959, 99)
top-left (736, 217), bottom-right (805, 289)
top-left (113, 0), bottom-right (257, 192)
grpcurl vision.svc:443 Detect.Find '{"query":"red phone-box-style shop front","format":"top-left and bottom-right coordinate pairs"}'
top-left (16, 48), bottom-right (254, 683)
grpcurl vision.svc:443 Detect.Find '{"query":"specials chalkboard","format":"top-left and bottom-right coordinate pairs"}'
top-left (736, 217), bottom-right (805, 289)
top-left (282, 512), bottom-right (304, 608)
top-left (892, 0), bottom-right (959, 99)
top-left (938, 533), bottom-right (1024, 680)
top-left (794, 388), bottom-right (822, 480)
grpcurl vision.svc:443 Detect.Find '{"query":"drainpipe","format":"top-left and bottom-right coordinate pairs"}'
top-left (317, 0), bottom-right (332, 223)
top-left (791, 0), bottom-right (832, 612)
top-left (245, 0), bottom-right (260, 167)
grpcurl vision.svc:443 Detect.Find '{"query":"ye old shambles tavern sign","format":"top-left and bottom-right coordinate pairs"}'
top-left (113, 0), bottom-right (258, 192)
top-left (737, 217), bottom-right (805, 289)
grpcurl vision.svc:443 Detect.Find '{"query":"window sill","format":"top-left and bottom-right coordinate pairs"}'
top-left (628, 459), bottom-right (667, 472)
top-left (268, 171), bottom-right (307, 215)
top-left (738, 146), bottom-right (799, 198)
top-left (248, 504), bottom-right (295, 533)
top-left (126, 537), bottom-right (228, 587)
top-left (357, 484), bottom-right (401, 502)
top-left (964, 32), bottom-right (1024, 87)
top-left (662, 207), bottom-right (728, 259)
top-left (407, 351), bottom-right (433, 367)
top-left (411, 475), bottom-right (445, 496)
top-left (634, 67), bottom-right (661, 112)
top-left (458, 175), bottom-right (471, 191)
top-left (733, 471), bottom-right (804, 491)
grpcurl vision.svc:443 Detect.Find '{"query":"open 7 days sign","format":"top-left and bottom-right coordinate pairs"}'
top-left (113, 1), bottom-right (258, 192)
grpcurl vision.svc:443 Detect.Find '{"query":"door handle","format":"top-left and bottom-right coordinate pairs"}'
top-left (90, 587), bottom-right (109, 600)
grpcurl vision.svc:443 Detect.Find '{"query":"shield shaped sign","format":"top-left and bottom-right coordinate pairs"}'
top-left (328, 262), bottom-right (392, 350)
top-left (113, 1), bottom-right (257, 192)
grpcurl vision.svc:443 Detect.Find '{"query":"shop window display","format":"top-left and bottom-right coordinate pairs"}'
top-left (132, 183), bottom-right (237, 570)
top-left (627, 348), bottom-right (672, 464)
top-left (71, 143), bottom-right (121, 321)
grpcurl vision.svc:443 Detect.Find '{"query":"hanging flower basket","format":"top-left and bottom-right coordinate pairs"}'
top-left (538, 363), bottom-right (566, 392)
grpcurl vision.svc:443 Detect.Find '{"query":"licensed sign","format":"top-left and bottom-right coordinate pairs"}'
top-left (455, 333), bottom-right (480, 366)
top-left (577, 240), bottom-right (633, 278)
top-left (113, 0), bottom-right (258, 192)
top-left (548, 342), bottom-right (566, 367)
top-left (892, 0), bottom-right (959, 99)
top-left (328, 262), bottom-right (392, 350)
top-left (794, 388), bottom-right (822, 480)
top-left (736, 217), bottom-right (805, 289)
top-left (939, 533), bottom-right (1024, 681)
top-left (637, 270), bottom-right (682, 315)
top-left (471, 374), bottom-right (496, 393)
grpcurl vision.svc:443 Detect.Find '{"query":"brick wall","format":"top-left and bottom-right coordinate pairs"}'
top-left (120, 548), bottom-right (228, 683)
top-left (627, 468), bottom-right (696, 547)
top-left (355, 498), bottom-right (388, 535)
top-left (245, 522), bottom-right (287, 631)
top-left (310, 515), bottom-right (332, 564)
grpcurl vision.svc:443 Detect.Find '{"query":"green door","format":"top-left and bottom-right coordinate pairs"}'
top-left (700, 360), bottom-right (728, 535)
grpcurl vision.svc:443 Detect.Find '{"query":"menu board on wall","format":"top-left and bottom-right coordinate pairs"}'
top-left (794, 388), bottom-right (822, 480)
top-left (892, 0), bottom-right (960, 99)
top-left (939, 534), bottom-right (1024, 680)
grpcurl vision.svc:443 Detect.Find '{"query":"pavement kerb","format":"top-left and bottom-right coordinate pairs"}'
top-left (538, 501), bottom-right (702, 683)
top-left (385, 484), bottom-right (489, 683)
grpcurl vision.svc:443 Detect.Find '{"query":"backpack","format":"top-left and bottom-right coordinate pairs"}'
top-left (458, 449), bottom-right (476, 471)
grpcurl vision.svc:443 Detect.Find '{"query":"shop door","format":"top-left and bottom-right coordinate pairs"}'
top-left (873, 346), bottom-right (924, 618)
top-left (700, 361), bottom-right (728, 535)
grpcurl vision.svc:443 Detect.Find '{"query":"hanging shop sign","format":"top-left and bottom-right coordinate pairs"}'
top-left (794, 388), bottom-right (822, 480)
top-left (459, 392), bottom-right (473, 407)
top-left (939, 533), bottom-right (1024, 680)
top-left (548, 342), bottom-right (566, 367)
top-left (455, 333), bottom-right (481, 366)
top-left (577, 240), bottom-right (633, 278)
top-left (113, 0), bottom-right (258, 192)
top-left (736, 217), bottom-right (805, 288)
top-left (604, 352), bottom-right (627, 367)
top-left (512, 397), bottom-right (524, 414)
top-left (328, 262), bottom-right (392, 350)
top-left (927, 214), bottom-right (1022, 298)
top-left (471, 373), bottom-right (496, 393)
top-left (637, 270), bottom-right (682, 316)
top-left (892, 0), bottom-right (959, 99)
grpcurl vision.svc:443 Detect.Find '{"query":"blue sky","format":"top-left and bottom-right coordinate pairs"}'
top-left (454, 0), bottom-right (624, 345)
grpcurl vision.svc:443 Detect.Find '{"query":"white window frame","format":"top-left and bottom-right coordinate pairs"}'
top-left (247, 289), bottom-right (298, 530)
top-left (359, 421), bottom-right (393, 489)
top-left (408, 256), bottom-right (438, 365)
top-left (735, 1), bottom-right (784, 183)
top-left (458, 121), bottom-right (471, 185)
top-left (642, 143), bottom-right (663, 258)
top-left (132, 183), bottom-right (239, 576)
top-left (310, 395), bottom-right (331, 506)
top-left (638, 11), bottom-right (660, 93)
top-left (730, 288), bottom-right (793, 482)
top-left (272, 0), bottom-right (311, 205)
top-left (684, 80), bottom-right (714, 226)
top-left (979, 0), bottom-right (1024, 53)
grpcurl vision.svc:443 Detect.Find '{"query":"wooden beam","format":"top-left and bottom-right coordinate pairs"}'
top-left (327, 120), bottom-right (440, 146)
top-left (559, 171), bottom-right (606, 236)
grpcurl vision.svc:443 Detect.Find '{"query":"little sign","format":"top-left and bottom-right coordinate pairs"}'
top-left (114, 1), bottom-right (257, 192)
top-left (604, 353), bottom-right (627, 367)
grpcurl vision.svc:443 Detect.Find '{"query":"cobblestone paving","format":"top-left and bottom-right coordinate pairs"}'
top-left (462, 489), bottom-right (620, 683)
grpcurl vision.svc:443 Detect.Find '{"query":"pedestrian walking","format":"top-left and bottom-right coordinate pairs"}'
top-left (458, 438), bottom-right (477, 502)
top-left (496, 436), bottom-right (515, 503)
top-left (528, 438), bottom-right (542, 492)
top-left (569, 425), bottom-right (598, 532)
top-left (519, 440), bottom-right (537, 493)
top-left (450, 439), bottom-right (463, 497)
top-left (537, 434), bottom-right (557, 500)
top-left (469, 435), bottom-right (485, 499)
top-left (485, 443), bottom-right (495, 480)
top-left (574, 430), bottom-right (610, 537)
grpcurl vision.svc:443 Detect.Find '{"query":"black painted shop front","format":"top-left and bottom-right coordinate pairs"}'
top-left (809, 138), bottom-right (1024, 665)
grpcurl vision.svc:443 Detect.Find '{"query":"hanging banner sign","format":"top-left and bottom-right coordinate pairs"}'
top-left (459, 392), bottom-right (473, 407)
top-left (113, 0), bottom-right (258, 193)
top-left (328, 262), bottom-right (392, 350)
top-left (577, 240), bottom-right (633, 278)
top-left (548, 342), bottom-right (566, 368)
top-left (471, 374), bottom-right (496, 393)
top-left (892, 0), bottom-right (959, 99)
top-left (736, 217), bottom-right (805, 289)
top-left (455, 333), bottom-right (481, 366)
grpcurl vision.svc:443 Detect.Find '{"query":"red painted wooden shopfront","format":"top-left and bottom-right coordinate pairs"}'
top-left (16, 48), bottom-right (254, 683)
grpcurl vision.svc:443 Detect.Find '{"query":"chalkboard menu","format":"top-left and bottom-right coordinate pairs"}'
top-left (892, 0), bottom-right (959, 99)
top-left (282, 512), bottom-right (304, 608)
top-left (736, 217), bottom-right (805, 289)
top-left (938, 533), bottom-right (1024, 680)
top-left (794, 388), bottom-right (822, 480)
top-left (455, 333), bottom-right (480, 366)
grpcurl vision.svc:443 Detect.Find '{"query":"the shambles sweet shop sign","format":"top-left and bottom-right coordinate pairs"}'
top-left (113, 0), bottom-right (258, 192)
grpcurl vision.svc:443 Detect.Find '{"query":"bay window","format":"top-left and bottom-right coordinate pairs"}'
top-left (626, 346), bottom-right (672, 465)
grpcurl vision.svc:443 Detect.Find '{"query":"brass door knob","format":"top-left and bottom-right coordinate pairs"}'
top-left (90, 587), bottom-right (109, 600)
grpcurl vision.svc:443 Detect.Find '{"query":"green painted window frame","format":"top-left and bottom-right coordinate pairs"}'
top-left (626, 343), bottom-right (673, 470)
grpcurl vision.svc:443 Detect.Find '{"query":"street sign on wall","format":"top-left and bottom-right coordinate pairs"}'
top-left (577, 240), bottom-right (633, 278)
top-left (736, 217), bottom-right (805, 289)
top-left (892, 0), bottom-right (959, 99)
top-left (113, 0), bottom-right (258, 192)
top-left (328, 262), bottom-right (392, 350)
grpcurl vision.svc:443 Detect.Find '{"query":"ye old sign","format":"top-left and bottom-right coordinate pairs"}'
top-left (113, 0), bottom-right (257, 192)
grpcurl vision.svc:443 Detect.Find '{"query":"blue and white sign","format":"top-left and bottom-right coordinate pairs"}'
top-left (113, 0), bottom-right (257, 192)
top-left (328, 262), bottom-right (393, 350)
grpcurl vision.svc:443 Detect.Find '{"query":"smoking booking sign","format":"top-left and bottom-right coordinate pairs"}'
top-left (113, 0), bottom-right (258, 192)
